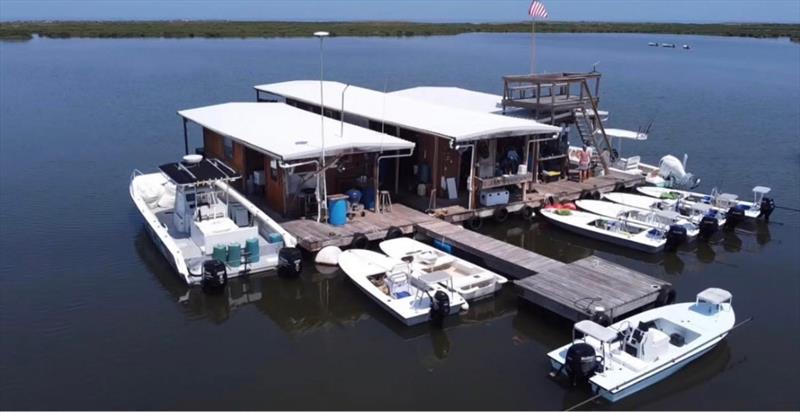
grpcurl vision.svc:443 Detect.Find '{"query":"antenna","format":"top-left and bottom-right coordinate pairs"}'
top-left (340, 84), bottom-right (350, 139)
top-left (379, 76), bottom-right (388, 153)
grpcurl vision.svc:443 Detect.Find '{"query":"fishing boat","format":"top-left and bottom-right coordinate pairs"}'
top-left (575, 199), bottom-right (699, 242)
top-left (548, 288), bottom-right (739, 403)
top-left (682, 44), bottom-right (691, 50)
top-left (603, 192), bottom-right (726, 237)
top-left (648, 42), bottom-right (659, 47)
top-left (539, 205), bottom-right (668, 253)
top-left (661, 43), bottom-right (676, 48)
top-left (130, 155), bottom-right (298, 286)
top-left (338, 249), bottom-right (468, 326)
top-left (637, 186), bottom-right (775, 223)
top-left (379, 237), bottom-right (508, 301)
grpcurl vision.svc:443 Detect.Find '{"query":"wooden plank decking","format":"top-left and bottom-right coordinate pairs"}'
top-left (516, 256), bottom-right (670, 321)
top-left (283, 203), bottom-right (436, 252)
top-left (415, 220), bottom-right (564, 278)
top-left (432, 170), bottom-right (644, 223)
top-left (415, 219), bottom-right (669, 322)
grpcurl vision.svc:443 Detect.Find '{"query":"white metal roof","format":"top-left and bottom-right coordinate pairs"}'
top-left (178, 102), bottom-right (413, 161)
top-left (392, 86), bottom-right (609, 120)
top-left (390, 86), bottom-right (507, 114)
top-left (255, 81), bottom-right (560, 142)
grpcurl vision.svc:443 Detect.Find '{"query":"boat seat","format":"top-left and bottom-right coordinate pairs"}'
top-left (612, 350), bottom-right (648, 372)
top-left (450, 271), bottom-right (495, 288)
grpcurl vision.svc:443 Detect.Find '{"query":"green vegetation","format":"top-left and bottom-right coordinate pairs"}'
top-left (1, 21), bottom-right (798, 42)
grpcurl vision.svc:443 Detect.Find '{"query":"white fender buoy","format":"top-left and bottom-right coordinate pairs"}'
top-left (315, 245), bottom-right (342, 266)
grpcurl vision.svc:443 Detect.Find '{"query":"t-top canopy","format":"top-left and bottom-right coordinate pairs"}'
top-left (159, 157), bottom-right (239, 186)
top-left (574, 320), bottom-right (618, 343)
top-left (178, 102), bottom-right (414, 161)
top-left (697, 288), bottom-right (732, 305)
top-left (255, 81), bottom-right (560, 142)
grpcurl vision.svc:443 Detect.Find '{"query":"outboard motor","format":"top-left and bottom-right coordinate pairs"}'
top-left (759, 197), bottom-right (775, 221)
top-left (699, 215), bottom-right (718, 239)
top-left (725, 206), bottom-right (746, 229)
top-left (564, 342), bottom-right (599, 386)
top-left (429, 291), bottom-right (450, 326)
top-left (201, 259), bottom-right (227, 291)
top-left (665, 224), bottom-right (688, 251)
top-left (278, 247), bottom-right (303, 277)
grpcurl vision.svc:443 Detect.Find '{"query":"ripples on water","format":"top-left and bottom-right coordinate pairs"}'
top-left (0, 33), bottom-right (798, 410)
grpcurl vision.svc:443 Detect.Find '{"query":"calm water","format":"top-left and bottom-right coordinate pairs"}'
top-left (1, 33), bottom-right (798, 410)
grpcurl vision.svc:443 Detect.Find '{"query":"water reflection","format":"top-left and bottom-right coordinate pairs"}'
top-left (477, 216), bottom-right (773, 276)
top-left (136, 229), bottom-right (517, 348)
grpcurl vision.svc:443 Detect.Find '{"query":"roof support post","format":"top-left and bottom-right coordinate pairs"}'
top-left (376, 148), bottom-right (415, 213)
top-left (182, 117), bottom-right (189, 155)
top-left (455, 142), bottom-right (476, 211)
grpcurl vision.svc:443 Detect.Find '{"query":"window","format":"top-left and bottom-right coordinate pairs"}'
top-left (223, 136), bottom-right (234, 160)
top-left (270, 159), bottom-right (279, 181)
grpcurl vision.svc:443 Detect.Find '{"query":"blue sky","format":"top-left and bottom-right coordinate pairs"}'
top-left (1, 0), bottom-right (798, 23)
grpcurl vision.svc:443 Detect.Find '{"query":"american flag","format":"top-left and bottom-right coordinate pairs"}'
top-left (528, 0), bottom-right (549, 19)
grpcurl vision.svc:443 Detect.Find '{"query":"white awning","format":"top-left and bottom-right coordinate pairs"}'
top-left (574, 320), bottom-right (618, 343)
top-left (255, 81), bottom-right (560, 142)
top-left (178, 102), bottom-right (413, 162)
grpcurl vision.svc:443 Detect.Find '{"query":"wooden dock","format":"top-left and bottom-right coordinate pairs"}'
top-left (515, 256), bottom-right (670, 321)
top-left (415, 219), bottom-right (670, 322)
top-left (432, 169), bottom-right (644, 223)
top-left (283, 203), bottom-right (436, 252)
top-left (415, 220), bottom-right (564, 278)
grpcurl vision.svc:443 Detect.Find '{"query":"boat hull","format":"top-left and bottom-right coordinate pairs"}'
top-left (540, 209), bottom-right (664, 253)
top-left (339, 249), bottom-right (465, 326)
top-left (379, 237), bottom-right (508, 302)
top-left (592, 340), bottom-right (721, 402)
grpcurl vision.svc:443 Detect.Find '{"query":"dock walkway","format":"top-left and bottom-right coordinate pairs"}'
top-left (283, 203), bottom-right (436, 252)
top-left (415, 220), bottom-right (669, 322)
top-left (415, 220), bottom-right (564, 277)
top-left (433, 170), bottom-right (643, 223)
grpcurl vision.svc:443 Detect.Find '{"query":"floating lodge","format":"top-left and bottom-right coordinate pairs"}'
top-left (169, 71), bottom-right (670, 322)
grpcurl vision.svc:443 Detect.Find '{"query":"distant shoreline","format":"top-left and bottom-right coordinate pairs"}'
top-left (1, 21), bottom-right (798, 42)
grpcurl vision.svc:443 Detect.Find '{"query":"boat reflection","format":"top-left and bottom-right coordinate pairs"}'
top-left (480, 216), bottom-right (773, 276)
top-left (137, 229), bottom-right (517, 353)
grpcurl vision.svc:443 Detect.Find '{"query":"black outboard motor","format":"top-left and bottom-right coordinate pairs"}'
top-left (665, 224), bottom-right (688, 251)
top-left (564, 342), bottom-right (599, 386)
top-left (759, 197), bottom-right (775, 222)
top-left (429, 291), bottom-right (450, 326)
top-left (278, 247), bottom-right (303, 277)
top-left (725, 206), bottom-right (745, 229)
top-left (699, 215), bottom-right (718, 239)
top-left (202, 259), bottom-right (227, 291)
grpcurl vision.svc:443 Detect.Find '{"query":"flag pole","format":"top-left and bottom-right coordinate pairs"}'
top-left (531, 18), bottom-right (536, 74)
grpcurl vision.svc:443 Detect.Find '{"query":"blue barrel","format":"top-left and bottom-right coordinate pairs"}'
top-left (227, 243), bottom-right (242, 266)
top-left (246, 238), bottom-right (260, 263)
top-left (267, 232), bottom-right (283, 244)
top-left (346, 189), bottom-right (362, 204)
top-left (361, 186), bottom-right (376, 210)
top-left (212, 245), bottom-right (227, 263)
top-left (418, 163), bottom-right (431, 183)
top-left (328, 198), bottom-right (348, 226)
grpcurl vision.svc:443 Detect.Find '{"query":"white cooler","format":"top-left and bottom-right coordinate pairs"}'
top-left (479, 188), bottom-right (509, 207)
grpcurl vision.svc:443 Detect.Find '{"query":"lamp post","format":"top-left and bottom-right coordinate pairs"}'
top-left (314, 31), bottom-right (329, 221)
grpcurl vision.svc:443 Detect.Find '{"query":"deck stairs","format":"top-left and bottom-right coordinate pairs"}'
top-left (572, 80), bottom-right (613, 173)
